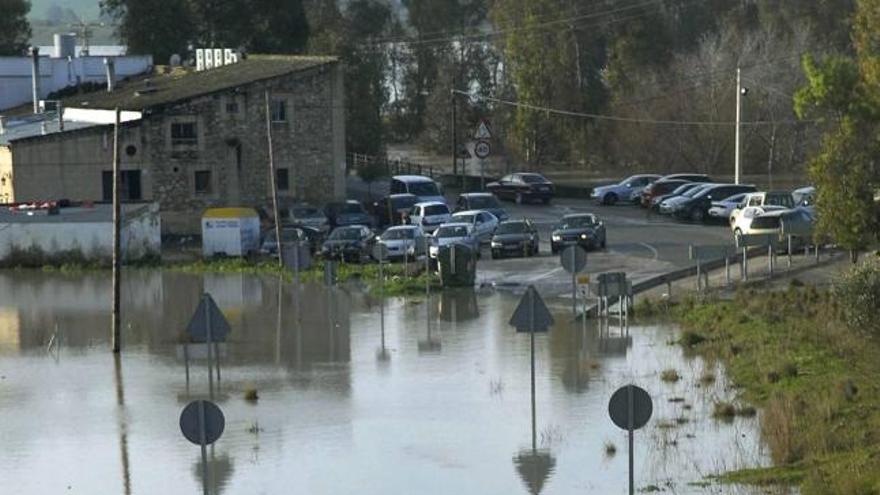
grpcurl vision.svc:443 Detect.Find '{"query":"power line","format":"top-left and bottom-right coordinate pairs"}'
top-left (454, 89), bottom-right (818, 126)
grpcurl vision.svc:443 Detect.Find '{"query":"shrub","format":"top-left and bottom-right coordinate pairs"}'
top-left (660, 369), bottom-right (681, 383)
top-left (833, 259), bottom-right (880, 337)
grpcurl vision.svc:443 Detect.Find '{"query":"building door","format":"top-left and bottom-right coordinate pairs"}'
top-left (103, 170), bottom-right (143, 201)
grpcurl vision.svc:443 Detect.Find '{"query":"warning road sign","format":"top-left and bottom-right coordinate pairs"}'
top-left (474, 120), bottom-right (492, 140)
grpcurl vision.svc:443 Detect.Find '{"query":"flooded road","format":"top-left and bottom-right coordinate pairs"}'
top-left (0, 270), bottom-right (776, 494)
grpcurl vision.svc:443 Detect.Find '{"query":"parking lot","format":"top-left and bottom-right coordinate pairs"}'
top-left (474, 197), bottom-right (733, 297)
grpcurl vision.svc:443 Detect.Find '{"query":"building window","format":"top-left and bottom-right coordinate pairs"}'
top-left (276, 168), bottom-right (289, 190)
top-left (194, 170), bottom-right (212, 194)
top-left (226, 101), bottom-right (239, 114)
top-left (171, 122), bottom-right (198, 146)
top-left (270, 98), bottom-right (287, 122)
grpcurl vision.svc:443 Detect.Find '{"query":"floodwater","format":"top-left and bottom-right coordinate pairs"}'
top-left (0, 270), bottom-right (781, 494)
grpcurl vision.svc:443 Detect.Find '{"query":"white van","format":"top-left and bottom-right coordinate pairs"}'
top-left (390, 175), bottom-right (446, 205)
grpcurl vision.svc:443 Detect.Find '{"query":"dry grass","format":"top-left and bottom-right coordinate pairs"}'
top-left (244, 387), bottom-right (259, 402)
top-left (660, 368), bottom-right (681, 383)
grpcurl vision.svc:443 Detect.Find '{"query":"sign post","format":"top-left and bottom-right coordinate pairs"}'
top-left (186, 294), bottom-right (231, 399)
top-left (608, 385), bottom-right (653, 495)
top-left (180, 400), bottom-right (225, 495)
top-left (509, 285), bottom-right (554, 451)
top-left (474, 120), bottom-right (492, 191)
top-left (560, 246), bottom-right (588, 316)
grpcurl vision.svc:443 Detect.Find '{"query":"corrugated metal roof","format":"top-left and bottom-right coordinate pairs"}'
top-left (0, 114), bottom-right (102, 146)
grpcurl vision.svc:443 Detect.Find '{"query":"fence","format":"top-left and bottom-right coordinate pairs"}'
top-left (346, 152), bottom-right (438, 180)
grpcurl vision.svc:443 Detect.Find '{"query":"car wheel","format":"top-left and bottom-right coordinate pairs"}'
top-left (605, 193), bottom-right (618, 206)
top-left (601, 238), bottom-right (606, 249)
top-left (690, 208), bottom-right (705, 223)
top-left (491, 250), bottom-right (500, 259)
top-left (515, 192), bottom-right (524, 204)
top-left (542, 197), bottom-right (551, 205)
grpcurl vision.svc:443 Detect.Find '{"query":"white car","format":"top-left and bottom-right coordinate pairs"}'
top-left (428, 223), bottom-right (481, 260)
top-left (729, 192), bottom-right (796, 231)
top-left (707, 193), bottom-right (749, 221)
top-left (377, 225), bottom-right (427, 261)
top-left (451, 210), bottom-right (499, 243)
top-left (410, 201), bottom-right (452, 233)
top-left (590, 174), bottom-right (661, 205)
top-left (734, 208), bottom-right (815, 251)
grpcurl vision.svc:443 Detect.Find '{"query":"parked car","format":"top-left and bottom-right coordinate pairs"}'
top-left (657, 173), bottom-right (713, 183)
top-left (410, 201), bottom-right (452, 233)
top-left (672, 184), bottom-right (758, 222)
top-left (390, 175), bottom-right (446, 204)
top-left (590, 174), bottom-right (661, 205)
top-left (486, 173), bottom-right (554, 204)
top-left (373, 193), bottom-right (419, 228)
top-left (321, 225), bottom-right (376, 262)
top-left (260, 226), bottom-right (308, 255)
top-left (551, 213), bottom-right (606, 253)
top-left (455, 192), bottom-right (508, 220)
top-left (377, 225), bottom-right (427, 261)
top-left (658, 184), bottom-right (715, 215)
top-left (650, 183), bottom-right (703, 211)
top-left (324, 200), bottom-right (375, 228)
top-left (729, 191), bottom-right (796, 227)
top-left (733, 208), bottom-right (815, 251)
top-left (792, 186), bottom-right (816, 206)
top-left (429, 223), bottom-right (481, 261)
top-left (451, 210), bottom-right (500, 242)
top-left (285, 204), bottom-right (329, 232)
top-left (490, 219), bottom-right (540, 259)
top-left (639, 179), bottom-right (689, 207)
top-left (707, 193), bottom-right (750, 222)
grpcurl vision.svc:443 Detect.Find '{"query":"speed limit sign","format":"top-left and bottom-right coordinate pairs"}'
top-left (474, 140), bottom-right (491, 159)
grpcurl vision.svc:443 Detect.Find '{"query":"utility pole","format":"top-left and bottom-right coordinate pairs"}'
top-left (451, 87), bottom-right (457, 177)
top-left (111, 107), bottom-right (122, 353)
top-left (264, 91), bottom-right (283, 267)
top-left (734, 67), bottom-right (742, 185)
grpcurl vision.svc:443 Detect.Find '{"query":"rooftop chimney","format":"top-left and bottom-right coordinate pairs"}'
top-left (31, 47), bottom-right (41, 114)
top-left (104, 58), bottom-right (116, 92)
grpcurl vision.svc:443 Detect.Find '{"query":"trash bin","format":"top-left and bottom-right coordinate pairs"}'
top-left (437, 243), bottom-right (476, 287)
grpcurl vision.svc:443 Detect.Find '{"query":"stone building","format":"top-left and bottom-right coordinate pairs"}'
top-left (0, 55), bottom-right (346, 234)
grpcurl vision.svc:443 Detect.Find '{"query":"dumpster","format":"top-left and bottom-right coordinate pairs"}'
top-left (437, 243), bottom-right (476, 287)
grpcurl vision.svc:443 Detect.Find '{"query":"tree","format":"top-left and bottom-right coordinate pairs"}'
top-left (101, 0), bottom-right (195, 63)
top-left (0, 0), bottom-right (31, 56)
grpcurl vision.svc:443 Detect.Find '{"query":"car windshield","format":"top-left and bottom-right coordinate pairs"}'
top-left (292, 206), bottom-right (322, 218)
top-left (436, 225), bottom-right (469, 238)
top-left (454, 214), bottom-right (477, 224)
top-left (342, 203), bottom-right (365, 214)
top-left (409, 181), bottom-right (440, 196)
top-left (424, 205), bottom-right (449, 216)
top-left (381, 228), bottom-right (415, 240)
top-left (766, 194), bottom-right (795, 208)
top-left (560, 216), bottom-right (596, 229)
top-left (671, 184), bottom-right (696, 195)
top-left (329, 228), bottom-right (361, 240)
top-left (391, 197), bottom-right (418, 209)
top-left (466, 195), bottom-right (501, 209)
top-left (496, 222), bottom-right (529, 234)
top-left (520, 174), bottom-right (547, 184)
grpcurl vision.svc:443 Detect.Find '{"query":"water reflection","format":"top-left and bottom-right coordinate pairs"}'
top-left (191, 452), bottom-right (234, 495)
top-left (513, 449), bottom-right (557, 495)
top-left (0, 270), bottom-right (775, 495)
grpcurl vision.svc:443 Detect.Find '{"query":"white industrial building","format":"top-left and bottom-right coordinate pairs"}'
top-left (0, 33), bottom-right (152, 111)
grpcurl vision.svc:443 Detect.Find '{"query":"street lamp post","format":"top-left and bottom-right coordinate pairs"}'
top-left (735, 68), bottom-right (749, 185)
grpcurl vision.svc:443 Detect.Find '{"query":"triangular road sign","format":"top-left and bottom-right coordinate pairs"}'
top-left (186, 293), bottom-right (231, 343)
top-left (474, 120), bottom-right (492, 140)
top-left (509, 285), bottom-right (554, 333)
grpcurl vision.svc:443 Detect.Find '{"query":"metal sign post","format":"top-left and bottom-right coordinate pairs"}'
top-left (608, 385), bottom-right (653, 495)
top-left (560, 246), bottom-right (588, 316)
top-left (509, 285), bottom-right (554, 451)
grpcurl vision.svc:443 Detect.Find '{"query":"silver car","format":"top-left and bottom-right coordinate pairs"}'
top-left (377, 225), bottom-right (427, 261)
top-left (428, 223), bottom-right (481, 260)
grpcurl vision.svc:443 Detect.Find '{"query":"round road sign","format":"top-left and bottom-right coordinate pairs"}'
top-left (560, 246), bottom-right (588, 274)
top-left (608, 384), bottom-right (653, 431)
top-left (474, 140), bottom-right (491, 159)
top-left (180, 400), bottom-right (225, 445)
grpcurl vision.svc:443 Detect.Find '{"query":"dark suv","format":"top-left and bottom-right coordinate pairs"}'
top-left (673, 184), bottom-right (757, 222)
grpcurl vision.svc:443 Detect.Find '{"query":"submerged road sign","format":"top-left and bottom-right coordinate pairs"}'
top-left (186, 293), bottom-right (231, 343)
top-left (180, 400), bottom-right (225, 446)
top-left (510, 285), bottom-right (554, 333)
top-left (608, 385), bottom-right (653, 430)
